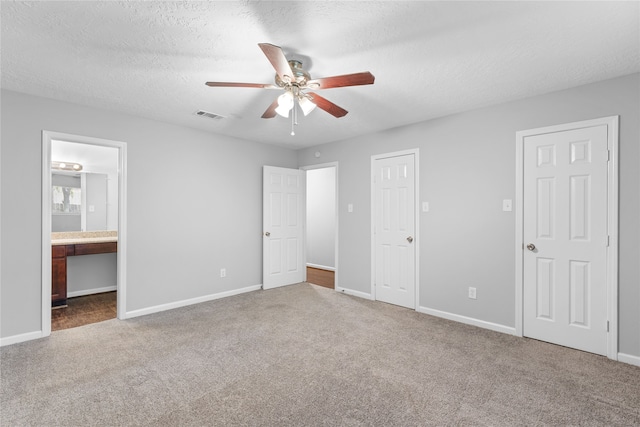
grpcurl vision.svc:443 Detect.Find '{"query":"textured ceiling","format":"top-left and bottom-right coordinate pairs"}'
top-left (2, 1), bottom-right (639, 149)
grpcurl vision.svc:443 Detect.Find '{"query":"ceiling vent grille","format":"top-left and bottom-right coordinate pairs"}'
top-left (195, 110), bottom-right (225, 120)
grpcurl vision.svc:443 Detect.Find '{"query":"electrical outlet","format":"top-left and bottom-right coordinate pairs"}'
top-left (468, 287), bottom-right (477, 299)
top-left (220, 268), bottom-right (226, 278)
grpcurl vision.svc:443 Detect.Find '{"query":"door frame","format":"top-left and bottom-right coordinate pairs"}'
top-left (42, 131), bottom-right (128, 336)
top-left (300, 162), bottom-right (339, 290)
top-left (370, 149), bottom-right (420, 307)
top-left (514, 116), bottom-right (619, 360)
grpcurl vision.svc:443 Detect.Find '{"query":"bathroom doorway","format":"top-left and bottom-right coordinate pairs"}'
top-left (42, 131), bottom-right (127, 335)
top-left (303, 163), bottom-right (338, 289)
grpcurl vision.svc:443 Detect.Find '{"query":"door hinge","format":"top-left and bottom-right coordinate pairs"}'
top-left (607, 150), bottom-right (611, 162)
top-left (607, 235), bottom-right (610, 247)
top-left (606, 320), bottom-right (610, 332)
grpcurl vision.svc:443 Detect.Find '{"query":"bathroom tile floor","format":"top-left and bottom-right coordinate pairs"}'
top-left (51, 291), bottom-right (117, 331)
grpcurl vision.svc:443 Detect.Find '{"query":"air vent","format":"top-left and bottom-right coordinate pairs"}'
top-left (195, 110), bottom-right (225, 120)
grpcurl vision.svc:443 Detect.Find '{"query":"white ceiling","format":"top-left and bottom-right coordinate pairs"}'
top-left (2, 1), bottom-right (639, 149)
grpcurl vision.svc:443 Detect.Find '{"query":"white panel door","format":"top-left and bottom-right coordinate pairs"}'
top-left (263, 166), bottom-right (305, 289)
top-left (523, 125), bottom-right (609, 355)
top-left (374, 154), bottom-right (416, 309)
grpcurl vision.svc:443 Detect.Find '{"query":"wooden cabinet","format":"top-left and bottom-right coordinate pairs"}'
top-left (51, 242), bottom-right (117, 307)
top-left (52, 245), bottom-right (68, 307)
top-left (75, 242), bottom-right (117, 256)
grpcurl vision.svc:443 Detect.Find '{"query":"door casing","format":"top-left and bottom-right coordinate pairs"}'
top-left (370, 149), bottom-right (420, 307)
top-left (514, 116), bottom-right (619, 360)
top-left (42, 131), bottom-right (128, 336)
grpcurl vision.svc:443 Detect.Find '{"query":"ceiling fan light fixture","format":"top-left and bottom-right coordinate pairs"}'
top-left (275, 91), bottom-right (294, 118)
top-left (298, 96), bottom-right (317, 116)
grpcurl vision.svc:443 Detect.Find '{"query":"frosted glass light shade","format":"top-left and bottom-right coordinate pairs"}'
top-left (298, 96), bottom-right (317, 116)
top-left (275, 91), bottom-right (294, 118)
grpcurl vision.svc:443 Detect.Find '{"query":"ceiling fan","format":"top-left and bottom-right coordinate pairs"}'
top-left (205, 43), bottom-right (375, 123)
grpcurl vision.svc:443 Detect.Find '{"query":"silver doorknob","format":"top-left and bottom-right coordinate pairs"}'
top-left (407, 236), bottom-right (413, 243)
top-left (526, 243), bottom-right (536, 251)
top-left (264, 232), bottom-right (270, 237)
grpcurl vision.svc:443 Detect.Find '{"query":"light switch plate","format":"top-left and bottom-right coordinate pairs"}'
top-left (503, 199), bottom-right (512, 212)
top-left (422, 202), bottom-right (429, 212)
top-left (348, 203), bottom-right (353, 213)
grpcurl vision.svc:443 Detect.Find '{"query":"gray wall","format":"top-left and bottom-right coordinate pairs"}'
top-left (67, 253), bottom-right (117, 295)
top-left (306, 167), bottom-right (336, 269)
top-left (0, 90), bottom-right (297, 339)
top-left (85, 172), bottom-right (108, 231)
top-left (297, 73), bottom-right (640, 358)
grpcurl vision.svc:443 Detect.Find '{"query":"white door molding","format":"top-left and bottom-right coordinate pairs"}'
top-left (515, 116), bottom-right (619, 360)
top-left (371, 148), bottom-right (420, 309)
top-left (42, 131), bottom-right (128, 337)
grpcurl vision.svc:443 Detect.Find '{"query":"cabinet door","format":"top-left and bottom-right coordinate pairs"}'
top-left (52, 257), bottom-right (67, 304)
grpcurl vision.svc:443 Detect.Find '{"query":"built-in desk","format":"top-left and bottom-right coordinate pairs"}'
top-left (51, 231), bottom-right (117, 307)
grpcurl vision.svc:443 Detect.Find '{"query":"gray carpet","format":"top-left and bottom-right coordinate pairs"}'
top-left (2, 283), bottom-right (639, 426)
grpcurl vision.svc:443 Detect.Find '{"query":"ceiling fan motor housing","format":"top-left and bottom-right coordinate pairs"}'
top-left (276, 60), bottom-right (311, 88)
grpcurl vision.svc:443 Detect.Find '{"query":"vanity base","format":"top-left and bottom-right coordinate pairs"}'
top-left (51, 240), bottom-right (117, 307)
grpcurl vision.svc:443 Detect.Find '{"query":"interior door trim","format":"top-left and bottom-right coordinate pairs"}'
top-left (41, 131), bottom-right (128, 337)
top-left (370, 148), bottom-right (420, 308)
top-left (514, 116), bottom-right (619, 360)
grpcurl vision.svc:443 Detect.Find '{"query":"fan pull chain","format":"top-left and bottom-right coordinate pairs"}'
top-left (291, 98), bottom-right (297, 136)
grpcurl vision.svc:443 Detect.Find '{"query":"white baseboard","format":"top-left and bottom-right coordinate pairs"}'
top-left (335, 286), bottom-right (373, 300)
top-left (618, 352), bottom-right (640, 367)
top-left (0, 330), bottom-right (45, 347)
top-left (124, 284), bottom-right (262, 319)
top-left (67, 285), bottom-right (117, 298)
top-left (417, 306), bottom-right (517, 336)
top-left (306, 263), bottom-right (335, 272)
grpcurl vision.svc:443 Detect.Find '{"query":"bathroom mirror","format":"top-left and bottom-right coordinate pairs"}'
top-left (52, 172), bottom-right (110, 232)
top-left (51, 140), bottom-right (119, 232)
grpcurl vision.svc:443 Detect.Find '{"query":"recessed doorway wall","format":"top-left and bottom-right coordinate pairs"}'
top-left (303, 163), bottom-right (338, 289)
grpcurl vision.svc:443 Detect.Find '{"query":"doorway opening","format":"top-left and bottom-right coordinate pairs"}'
top-left (42, 131), bottom-right (127, 336)
top-left (302, 163), bottom-right (338, 290)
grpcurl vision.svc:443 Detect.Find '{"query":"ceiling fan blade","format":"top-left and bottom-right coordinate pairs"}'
top-left (258, 43), bottom-right (293, 83)
top-left (307, 72), bottom-right (375, 89)
top-left (307, 93), bottom-right (348, 118)
top-left (205, 82), bottom-right (278, 89)
top-left (261, 97), bottom-right (279, 119)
